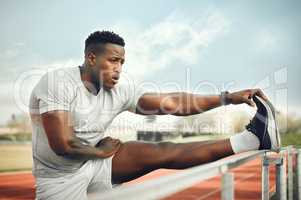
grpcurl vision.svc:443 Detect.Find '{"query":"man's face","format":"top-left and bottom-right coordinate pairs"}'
top-left (88, 43), bottom-right (125, 89)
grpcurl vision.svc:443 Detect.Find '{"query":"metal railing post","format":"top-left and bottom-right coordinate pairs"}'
top-left (297, 149), bottom-right (301, 200)
top-left (221, 172), bottom-right (234, 200)
top-left (262, 154), bottom-right (270, 200)
top-left (276, 155), bottom-right (287, 200)
top-left (288, 146), bottom-right (294, 200)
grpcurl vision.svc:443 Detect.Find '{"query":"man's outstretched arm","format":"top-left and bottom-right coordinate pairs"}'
top-left (41, 111), bottom-right (121, 160)
top-left (136, 89), bottom-right (267, 116)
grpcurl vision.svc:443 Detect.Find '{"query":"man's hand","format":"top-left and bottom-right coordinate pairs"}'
top-left (96, 136), bottom-right (122, 157)
top-left (226, 88), bottom-right (268, 107)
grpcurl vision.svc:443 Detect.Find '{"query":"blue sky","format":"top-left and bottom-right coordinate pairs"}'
top-left (0, 0), bottom-right (300, 124)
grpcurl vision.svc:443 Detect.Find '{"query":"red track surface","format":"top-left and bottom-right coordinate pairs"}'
top-left (0, 158), bottom-right (276, 200)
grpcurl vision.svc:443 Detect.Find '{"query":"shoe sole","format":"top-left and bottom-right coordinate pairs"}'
top-left (256, 96), bottom-right (281, 152)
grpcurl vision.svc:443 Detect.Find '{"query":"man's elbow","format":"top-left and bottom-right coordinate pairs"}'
top-left (50, 141), bottom-right (73, 157)
top-left (54, 148), bottom-right (71, 157)
top-left (162, 97), bottom-right (183, 115)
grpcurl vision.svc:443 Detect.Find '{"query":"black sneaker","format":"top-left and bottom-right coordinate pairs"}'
top-left (245, 96), bottom-right (281, 152)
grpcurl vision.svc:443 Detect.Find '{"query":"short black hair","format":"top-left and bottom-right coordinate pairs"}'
top-left (85, 31), bottom-right (125, 54)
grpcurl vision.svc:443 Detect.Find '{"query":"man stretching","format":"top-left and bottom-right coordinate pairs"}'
top-left (29, 30), bottom-right (280, 200)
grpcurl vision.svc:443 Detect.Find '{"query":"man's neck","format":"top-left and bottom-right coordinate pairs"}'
top-left (79, 64), bottom-right (101, 95)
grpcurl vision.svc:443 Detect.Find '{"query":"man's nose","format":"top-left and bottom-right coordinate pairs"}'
top-left (115, 64), bottom-right (122, 73)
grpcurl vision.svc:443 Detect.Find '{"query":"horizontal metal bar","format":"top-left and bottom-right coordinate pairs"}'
top-left (90, 150), bottom-right (267, 200)
top-left (263, 157), bottom-right (283, 166)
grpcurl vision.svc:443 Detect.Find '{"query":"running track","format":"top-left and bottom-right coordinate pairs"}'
top-left (0, 158), bottom-right (276, 200)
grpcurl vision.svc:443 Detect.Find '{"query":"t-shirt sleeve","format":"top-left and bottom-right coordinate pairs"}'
top-left (35, 71), bottom-right (75, 114)
top-left (121, 81), bottom-right (145, 113)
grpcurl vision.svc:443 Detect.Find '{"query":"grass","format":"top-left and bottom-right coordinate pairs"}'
top-left (280, 132), bottom-right (301, 148)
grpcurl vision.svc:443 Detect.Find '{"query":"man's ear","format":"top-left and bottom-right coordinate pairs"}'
top-left (86, 52), bottom-right (96, 66)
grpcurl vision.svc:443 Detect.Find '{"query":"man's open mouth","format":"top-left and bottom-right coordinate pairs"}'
top-left (112, 77), bottom-right (119, 80)
top-left (112, 74), bottom-right (120, 83)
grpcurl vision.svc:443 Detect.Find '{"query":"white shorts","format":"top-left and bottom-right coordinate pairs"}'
top-left (35, 156), bottom-right (120, 200)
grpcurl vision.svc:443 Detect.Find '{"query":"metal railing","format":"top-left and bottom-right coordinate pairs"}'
top-left (89, 146), bottom-right (300, 200)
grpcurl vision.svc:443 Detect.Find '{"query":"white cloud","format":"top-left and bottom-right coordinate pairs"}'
top-left (111, 10), bottom-right (230, 78)
top-left (256, 30), bottom-right (278, 51)
top-left (0, 49), bottom-right (19, 59)
top-left (0, 42), bottom-right (26, 60)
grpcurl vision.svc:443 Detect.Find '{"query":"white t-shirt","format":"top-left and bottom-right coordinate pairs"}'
top-left (29, 66), bottom-right (143, 177)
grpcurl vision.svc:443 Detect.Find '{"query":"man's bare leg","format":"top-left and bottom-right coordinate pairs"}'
top-left (112, 139), bottom-right (234, 184)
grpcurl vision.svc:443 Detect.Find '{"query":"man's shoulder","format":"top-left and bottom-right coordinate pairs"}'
top-left (37, 67), bottom-right (78, 87)
top-left (32, 67), bottom-right (80, 98)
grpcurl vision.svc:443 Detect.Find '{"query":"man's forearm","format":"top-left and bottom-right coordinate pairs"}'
top-left (169, 92), bottom-right (224, 116)
top-left (57, 137), bottom-right (109, 161)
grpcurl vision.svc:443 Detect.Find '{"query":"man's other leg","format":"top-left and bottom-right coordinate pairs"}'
top-left (112, 139), bottom-right (234, 184)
